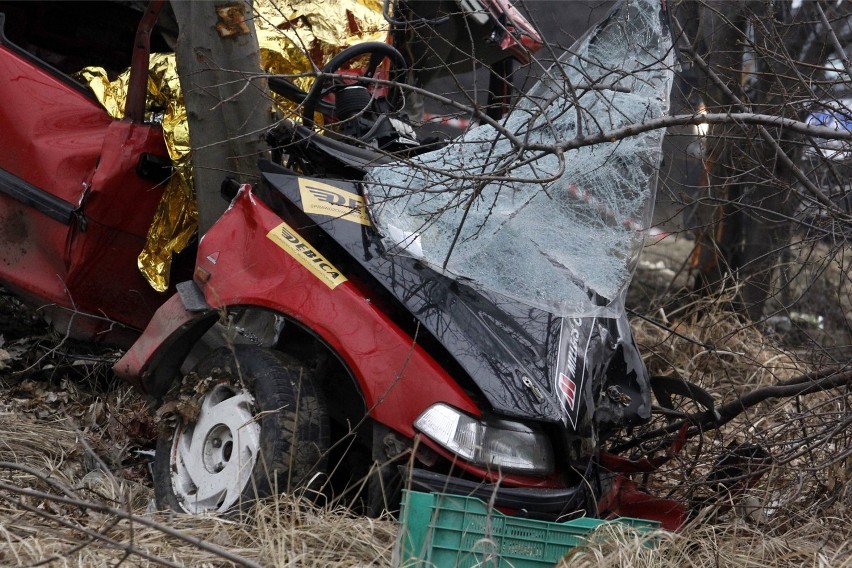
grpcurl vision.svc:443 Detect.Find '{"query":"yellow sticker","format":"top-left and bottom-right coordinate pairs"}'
top-left (298, 178), bottom-right (371, 226)
top-left (266, 221), bottom-right (348, 289)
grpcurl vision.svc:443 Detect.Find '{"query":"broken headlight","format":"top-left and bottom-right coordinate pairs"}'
top-left (414, 403), bottom-right (554, 475)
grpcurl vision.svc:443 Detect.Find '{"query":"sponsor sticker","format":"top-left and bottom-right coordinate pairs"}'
top-left (558, 372), bottom-right (577, 411)
top-left (564, 317), bottom-right (583, 385)
top-left (298, 178), bottom-right (370, 226)
top-left (555, 316), bottom-right (589, 427)
top-left (266, 221), bottom-right (348, 289)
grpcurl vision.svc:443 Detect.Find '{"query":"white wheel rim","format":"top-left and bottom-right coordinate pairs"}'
top-left (170, 383), bottom-right (261, 513)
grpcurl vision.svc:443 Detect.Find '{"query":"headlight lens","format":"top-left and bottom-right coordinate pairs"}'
top-left (413, 403), bottom-right (555, 475)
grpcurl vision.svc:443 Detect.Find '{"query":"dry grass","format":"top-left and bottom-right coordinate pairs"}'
top-left (0, 384), bottom-right (397, 567)
top-left (608, 240), bottom-right (852, 568)
top-left (558, 518), bottom-right (851, 567)
top-left (1, 322), bottom-right (849, 566)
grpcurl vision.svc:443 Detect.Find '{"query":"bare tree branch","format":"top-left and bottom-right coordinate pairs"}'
top-left (612, 369), bottom-right (852, 454)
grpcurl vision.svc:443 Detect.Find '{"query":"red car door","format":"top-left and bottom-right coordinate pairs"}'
top-left (0, 11), bottom-right (172, 344)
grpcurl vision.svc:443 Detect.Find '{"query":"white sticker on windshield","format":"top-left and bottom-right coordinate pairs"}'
top-left (386, 224), bottom-right (424, 257)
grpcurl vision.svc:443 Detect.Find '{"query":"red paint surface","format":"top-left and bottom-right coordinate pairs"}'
top-left (0, 43), bottom-right (172, 342)
top-left (196, 188), bottom-right (480, 437)
top-left (598, 475), bottom-right (686, 531)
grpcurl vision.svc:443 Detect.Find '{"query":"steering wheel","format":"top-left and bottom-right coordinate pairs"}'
top-left (300, 42), bottom-right (408, 129)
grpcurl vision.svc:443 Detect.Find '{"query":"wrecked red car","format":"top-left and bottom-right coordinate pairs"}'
top-left (0, 0), bottom-right (687, 528)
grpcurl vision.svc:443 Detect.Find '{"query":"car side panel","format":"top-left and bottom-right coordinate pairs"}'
top-left (0, 43), bottom-right (172, 342)
top-left (0, 43), bottom-right (107, 310)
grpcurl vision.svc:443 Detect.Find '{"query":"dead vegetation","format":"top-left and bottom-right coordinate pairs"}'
top-left (558, 518), bottom-right (852, 567)
top-left (0, 383), bottom-right (397, 567)
top-left (0, 234), bottom-right (850, 567)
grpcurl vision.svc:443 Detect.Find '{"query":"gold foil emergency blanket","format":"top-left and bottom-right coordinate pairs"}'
top-left (256, 0), bottom-right (387, 93)
top-left (77, 0), bottom-right (387, 292)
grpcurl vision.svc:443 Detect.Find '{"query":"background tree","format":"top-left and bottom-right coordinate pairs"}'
top-left (668, 0), bottom-right (852, 322)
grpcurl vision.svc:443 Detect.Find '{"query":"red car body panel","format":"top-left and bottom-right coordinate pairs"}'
top-left (114, 291), bottom-right (212, 392)
top-left (192, 187), bottom-right (481, 437)
top-left (0, 45), bottom-right (109, 204)
top-left (0, 40), bottom-right (171, 342)
top-left (117, 185), bottom-right (569, 489)
top-left (64, 121), bottom-right (171, 333)
top-left (0, 42), bottom-right (106, 308)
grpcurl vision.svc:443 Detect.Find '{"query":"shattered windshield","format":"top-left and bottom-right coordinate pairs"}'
top-left (366, 0), bottom-right (674, 317)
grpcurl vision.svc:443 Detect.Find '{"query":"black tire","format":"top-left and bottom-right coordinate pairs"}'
top-left (153, 345), bottom-right (329, 513)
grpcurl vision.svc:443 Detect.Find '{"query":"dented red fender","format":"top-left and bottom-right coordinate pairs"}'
top-left (113, 291), bottom-right (211, 392)
top-left (127, 186), bottom-right (480, 438)
top-left (598, 475), bottom-right (687, 531)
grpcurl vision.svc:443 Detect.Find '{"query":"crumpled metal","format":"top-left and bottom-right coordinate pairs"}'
top-left (77, 53), bottom-right (195, 292)
top-left (78, 0), bottom-right (387, 292)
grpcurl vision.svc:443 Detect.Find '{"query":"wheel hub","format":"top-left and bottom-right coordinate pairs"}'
top-left (202, 424), bottom-right (234, 473)
top-left (170, 383), bottom-right (261, 513)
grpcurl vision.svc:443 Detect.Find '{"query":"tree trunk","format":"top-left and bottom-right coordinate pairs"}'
top-left (170, 0), bottom-right (272, 234)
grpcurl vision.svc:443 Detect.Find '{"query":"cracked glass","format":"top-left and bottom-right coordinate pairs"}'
top-left (366, 0), bottom-right (674, 317)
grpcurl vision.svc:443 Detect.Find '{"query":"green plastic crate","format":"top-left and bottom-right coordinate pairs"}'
top-left (396, 490), bottom-right (660, 568)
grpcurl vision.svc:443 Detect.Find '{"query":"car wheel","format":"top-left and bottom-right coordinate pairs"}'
top-left (153, 345), bottom-right (328, 514)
